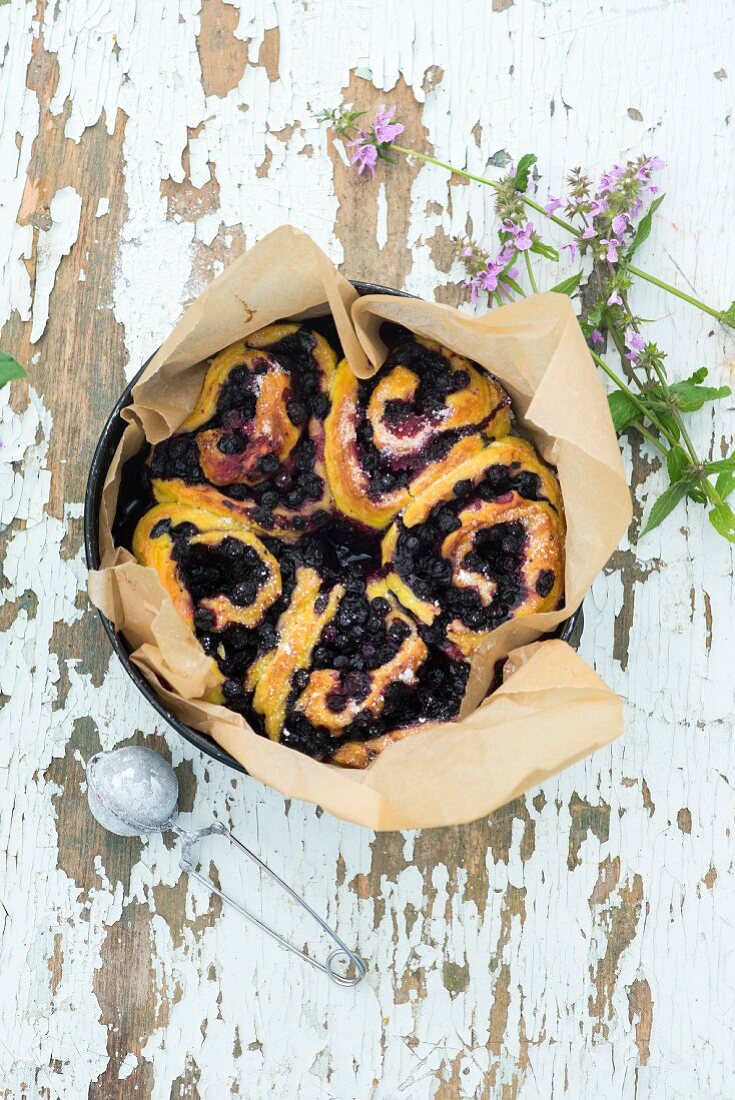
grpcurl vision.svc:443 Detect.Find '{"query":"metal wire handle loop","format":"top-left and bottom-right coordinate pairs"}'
top-left (175, 820), bottom-right (365, 987)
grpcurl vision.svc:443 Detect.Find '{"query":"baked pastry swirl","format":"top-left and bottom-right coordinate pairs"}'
top-left (151, 323), bottom-right (335, 539)
top-left (382, 437), bottom-right (565, 658)
top-left (132, 503), bottom-right (282, 635)
top-left (325, 334), bottom-right (511, 528)
top-left (128, 322), bottom-right (566, 768)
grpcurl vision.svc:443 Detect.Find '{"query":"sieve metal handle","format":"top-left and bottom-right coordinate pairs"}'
top-left (175, 820), bottom-right (365, 987)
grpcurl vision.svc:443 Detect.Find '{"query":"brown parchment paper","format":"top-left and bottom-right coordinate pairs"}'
top-left (88, 225), bottom-right (632, 831)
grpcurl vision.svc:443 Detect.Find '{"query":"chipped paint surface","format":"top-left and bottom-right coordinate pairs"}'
top-left (0, 1), bottom-right (733, 1097)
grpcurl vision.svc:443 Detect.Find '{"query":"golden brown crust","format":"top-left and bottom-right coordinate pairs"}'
top-left (324, 337), bottom-right (511, 529)
top-left (291, 580), bottom-right (428, 734)
top-left (151, 323), bottom-right (336, 538)
top-left (132, 503), bottom-right (282, 632)
top-left (247, 567), bottom-right (344, 740)
top-left (382, 436), bottom-right (565, 658)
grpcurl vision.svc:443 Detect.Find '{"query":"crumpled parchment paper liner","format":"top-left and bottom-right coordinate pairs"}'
top-left (88, 225), bottom-right (631, 830)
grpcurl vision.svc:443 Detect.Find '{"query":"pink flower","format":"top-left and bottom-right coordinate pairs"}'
top-left (562, 240), bottom-right (578, 261)
top-left (599, 165), bottom-right (625, 193)
top-left (600, 237), bottom-right (621, 262)
top-left (499, 242), bottom-right (516, 263)
top-left (476, 244), bottom-right (519, 298)
top-left (461, 247), bottom-right (474, 258)
top-left (590, 329), bottom-right (604, 345)
top-left (630, 198), bottom-right (644, 220)
top-left (373, 105), bottom-right (404, 144)
top-left (544, 195), bottom-right (563, 215)
top-left (348, 133), bottom-right (378, 177)
top-left (607, 290), bottom-right (623, 307)
top-left (611, 213), bottom-right (628, 235)
top-left (581, 227), bottom-right (597, 239)
top-left (513, 222), bottom-right (534, 251)
top-left (625, 327), bottom-right (645, 352)
top-left (624, 326), bottom-right (646, 362)
top-left (479, 268), bottom-right (500, 293)
top-left (636, 155), bottom-right (665, 180)
top-left (648, 185), bottom-right (659, 195)
top-left (503, 221), bottom-right (534, 251)
top-left (589, 197), bottom-right (609, 217)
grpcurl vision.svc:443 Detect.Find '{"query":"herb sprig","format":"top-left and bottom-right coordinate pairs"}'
top-left (317, 107), bottom-right (734, 543)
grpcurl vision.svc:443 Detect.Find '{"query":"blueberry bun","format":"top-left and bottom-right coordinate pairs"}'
top-left (150, 324), bottom-right (335, 539)
top-left (324, 334), bottom-right (512, 528)
top-left (129, 323), bottom-right (566, 768)
top-left (382, 437), bottom-right (565, 657)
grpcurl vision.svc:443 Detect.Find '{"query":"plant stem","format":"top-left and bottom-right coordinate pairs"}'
top-left (631, 421), bottom-right (668, 456)
top-left (603, 327), bottom-right (683, 449)
top-left (627, 264), bottom-right (722, 320)
top-left (618, 286), bottom-right (706, 470)
top-left (389, 142), bottom-right (725, 322)
top-left (524, 251), bottom-right (539, 293)
top-left (390, 144), bottom-right (575, 231)
top-left (589, 349), bottom-right (679, 451)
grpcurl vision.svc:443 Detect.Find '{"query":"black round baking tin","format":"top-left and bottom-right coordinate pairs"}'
top-left (84, 280), bottom-right (583, 773)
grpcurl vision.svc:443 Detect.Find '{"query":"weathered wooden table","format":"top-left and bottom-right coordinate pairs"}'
top-left (1, 1), bottom-right (733, 1097)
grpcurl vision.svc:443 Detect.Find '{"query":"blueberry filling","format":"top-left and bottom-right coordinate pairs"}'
top-left (171, 532), bottom-right (269, 607)
top-left (391, 456), bottom-right (552, 632)
top-left (150, 518), bottom-right (172, 539)
top-left (280, 642), bottom-right (469, 761)
top-left (353, 338), bottom-right (508, 500)
top-left (218, 432), bottom-right (246, 455)
top-left (149, 328), bottom-right (331, 530)
top-left (536, 569), bottom-right (555, 597)
top-left (150, 434), bottom-right (205, 483)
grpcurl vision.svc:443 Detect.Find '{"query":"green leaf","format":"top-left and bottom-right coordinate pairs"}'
top-left (502, 274), bottom-right (526, 298)
top-left (513, 153), bottom-right (537, 193)
top-left (666, 444), bottom-right (690, 483)
top-left (708, 503), bottom-right (735, 542)
top-left (549, 271), bottom-right (583, 297)
top-left (608, 390), bottom-right (640, 432)
top-left (530, 239), bottom-right (559, 262)
top-left (668, 380), bottom-right (731, 411)
top-left (640, 479), bottom-right (692, 537)
top-left (705, 455), bottom-right (735, 474)
top-left (715, 471), bottom-right (735, 500)
top-left (626, 193), bottom-right (665, 260)
top-left (688, 367), bottom-right (708, 384)
top-left (656, 409), bottom-right (681, 441)
top-left (0, 351), bottom-right (26, 389)
top-left (719, 300), bottom-right (735, 329)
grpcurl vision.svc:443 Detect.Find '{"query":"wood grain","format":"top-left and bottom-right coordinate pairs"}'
top-left (0, 2), bottom-right (733, 1098)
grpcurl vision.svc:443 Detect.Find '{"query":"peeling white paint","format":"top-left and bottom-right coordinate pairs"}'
top-left (0, 1), bottom-right (733, 1098)
top-left (0, 2), bottom-right (37, 334)
top-left (376, 181), bottom-right (388, 250)
top-left (30, 186), bottom-right (82, 344)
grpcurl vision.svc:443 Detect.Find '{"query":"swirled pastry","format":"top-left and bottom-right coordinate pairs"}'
top-left (382, 437), bottom-right (565, 657)
top-left (150, 324), bottom-right (335, 539)
top-left (245, 568), bottom-right (467, 767)
top-left (126, 322), bottom-right (567, 768)
top-left (325, 335), bottom-right (511, 528)
top-left (132, 503), bottom-right (282, 632)
top-left (132, 503), bottom-right (284, 703)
